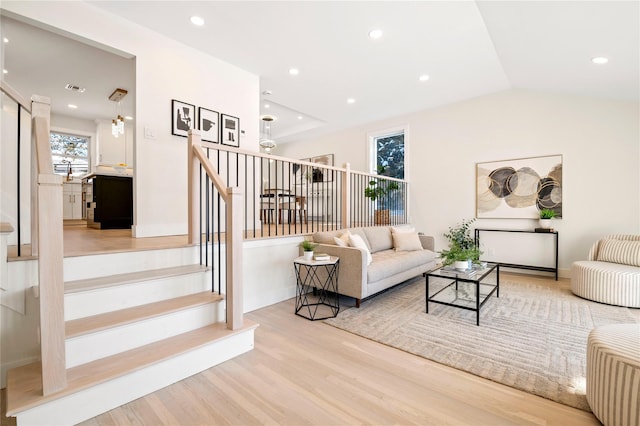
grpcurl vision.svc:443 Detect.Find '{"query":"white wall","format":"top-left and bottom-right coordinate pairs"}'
top-left (3, 1), bottom-right (260, 238)
top-left (280, 90), bottom-right (640, 275)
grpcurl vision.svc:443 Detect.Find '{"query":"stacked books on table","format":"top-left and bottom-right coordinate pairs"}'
top-left (439, 266), bottom-right (477, 278)
top-left (314, 253), bottom-right (330, 261)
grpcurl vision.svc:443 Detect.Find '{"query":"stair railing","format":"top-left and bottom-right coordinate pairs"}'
top-left (33, 96), bottom-right (67, 394)
top-left (188, 130), bottom-right (243, 330)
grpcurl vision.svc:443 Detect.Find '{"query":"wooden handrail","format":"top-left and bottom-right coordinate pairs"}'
top-left (187, 130), bottom-right (243, 330)
top-left (0, 81), bottom-right (31, 112)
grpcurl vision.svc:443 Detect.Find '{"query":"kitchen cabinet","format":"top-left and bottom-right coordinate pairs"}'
top-left (83, 174), bottom-right (133, 229)
top-left (62, 181), bottom-right (83, 220)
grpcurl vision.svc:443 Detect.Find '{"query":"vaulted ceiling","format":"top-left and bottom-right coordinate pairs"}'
top-left (3, 1), bottom-right (638, 144)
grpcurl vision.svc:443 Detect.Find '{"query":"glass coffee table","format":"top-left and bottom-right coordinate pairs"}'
top-left (423, 263), bottom-right (499, 326)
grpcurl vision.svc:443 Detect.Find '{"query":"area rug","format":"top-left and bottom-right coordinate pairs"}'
top-left (325, 278), bottom-right (638, 411)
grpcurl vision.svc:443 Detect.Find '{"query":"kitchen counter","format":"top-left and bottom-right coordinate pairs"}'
top-left (83, 174), bottom-right (133, 229)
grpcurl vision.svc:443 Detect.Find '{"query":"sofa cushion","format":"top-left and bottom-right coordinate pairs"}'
top-left (349, 234), bottom-right (372, 265)
top-left (334, 230), bottom-right (351, 247)
top-left (391, 225), bottom-right (416, 234)
top-left (597, 239), bottom-right (640, 267)
top-left (313, 227), bottom-right (371, 251)
top-left (368, 249), bottom-right (435, 283)
top-left (393, 232), bottom-right (423, 251)
top-left (363, 227), bottom-right (393, 253)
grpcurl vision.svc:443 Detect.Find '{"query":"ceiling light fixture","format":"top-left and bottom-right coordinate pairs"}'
top-left (347, 98), bottom-right (356, 104)
top-left (259, 115), bottom-right (277, 153)
top-left (297, 115), bottom-right (303, 120)
top-left (67, 104), bottom-right (78, 109)
top-left (419, 74), bottom-right (430, 82)
top-left (2, 69), bottom-right (7, 74)
top-left (190, 16), bottom-right (205, 26)
top-left (264, 103), bottom-right (270, 108)
top-left (125, 116), bottom-right (133, 121)
top-left (591, 57), bottom-right (608, 64)
top-left (368, 29), bottom-right (383, 39)
top-left (3, 37), bottom-right (8, 43)
top-left (109, 88), bottom-right (128, 138)
top-left (289, 68), bottom-right (299, 76)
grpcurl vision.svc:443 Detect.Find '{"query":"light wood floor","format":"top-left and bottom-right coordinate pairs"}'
top-left (3, 228), bottom-right (636, 425)
top-left (63, 274), bottom-right (601, 426)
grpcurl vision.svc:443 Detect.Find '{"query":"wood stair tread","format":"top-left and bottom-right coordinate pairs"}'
top-left (65, 264), bottom-right (208, 294)
top-left (65, 291), bottom-right (224, 338)
top-left (6, 319), bottom-right (259, 416)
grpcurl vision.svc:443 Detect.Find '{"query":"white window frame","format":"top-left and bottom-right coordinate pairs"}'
top-left (366, 124), bottom-right (409, 179)
top-left (50, 127), bottom-right (94, 177)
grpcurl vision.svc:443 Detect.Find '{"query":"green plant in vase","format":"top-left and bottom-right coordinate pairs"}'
top-left (539, 208), bottom-right (556, 229)
top-left (439, 218), bottom-right (482, 268)
top-left (364, 165), bottom-right (400, 225)
top-left (299, 240), bottom-right (318, 260)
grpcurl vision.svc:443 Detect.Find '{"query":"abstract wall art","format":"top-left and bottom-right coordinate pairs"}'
top-left (476, 155), bottom-right (562, 219)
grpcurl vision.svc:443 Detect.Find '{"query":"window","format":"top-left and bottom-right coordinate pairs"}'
top-left (371, 131), bottom-right (405, 179)
top-left (50, 132), bottom-right (89, 177)
top-left (368, 127), bottom-right (407, 217)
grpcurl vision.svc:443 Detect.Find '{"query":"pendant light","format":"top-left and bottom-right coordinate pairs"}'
top-left (259, 115), bottom-right (277, 153)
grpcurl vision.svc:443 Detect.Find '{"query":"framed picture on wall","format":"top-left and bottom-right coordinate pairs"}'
top-left (476, 154), bottom-right (563, 219)
top-left (220, 114), bottom-right (240, 147)
top-left (308, 154), bottom-right (335, 182)
top-left (171, 99), bottom-right (195, 137)
top-left (198, 107), bottom-right (219, 143)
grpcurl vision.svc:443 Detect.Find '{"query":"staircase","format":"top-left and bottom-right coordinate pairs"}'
top-left (5, 246), bottom-right (257, 425)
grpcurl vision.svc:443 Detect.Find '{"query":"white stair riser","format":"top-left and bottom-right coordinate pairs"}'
top-left (66, 302), bottom-right (225, 368)
top-left (63, 246), bottom-right (202, 281)
top-left (65, 273), bottom-right (211, 320)
top-left (15, 329), bottom-right (254, 426)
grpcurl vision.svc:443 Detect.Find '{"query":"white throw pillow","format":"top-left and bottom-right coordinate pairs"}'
top-left (391, 225), bottom-right (416, 234)
top-left (334, 231), bottom-right (351, 247)
top-left (349, 234), bottom-right (373, 265)
top-left (393, 232), bottom-right (423, 252)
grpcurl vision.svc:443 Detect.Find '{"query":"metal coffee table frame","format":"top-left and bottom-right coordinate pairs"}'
top-left (424, 263), bottom-right (499, 326)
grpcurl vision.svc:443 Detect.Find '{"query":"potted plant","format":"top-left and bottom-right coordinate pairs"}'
top-left (364, 165), bottom-right (400, 225)
top-left (299, 240), bottom-right (318, 260)
top-left (440, 218), bottom-right (482, 269)
top-left (539, 208), bottom-right (556, 229)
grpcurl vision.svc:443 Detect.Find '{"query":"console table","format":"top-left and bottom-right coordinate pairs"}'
top-left (474, 229), bottom-right (558, 280)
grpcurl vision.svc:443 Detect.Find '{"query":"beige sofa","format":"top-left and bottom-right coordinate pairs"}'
top-left (309, 226), bottom-right (437, 307)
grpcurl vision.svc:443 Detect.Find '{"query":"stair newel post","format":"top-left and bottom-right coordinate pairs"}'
top-left (226, 186), bottom-right (244, 330)
top-left (187, 130), bottom-right (201, 245)
top-left (33, 95), bottom-right (68, 394)
top-left (342, 162), bottom-right (351, 229)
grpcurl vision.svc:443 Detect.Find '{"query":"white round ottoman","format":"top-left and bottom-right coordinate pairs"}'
top-left (571, 261), bottom-right (640, 308)
top-left (586, 323), bottom-right (640, 426)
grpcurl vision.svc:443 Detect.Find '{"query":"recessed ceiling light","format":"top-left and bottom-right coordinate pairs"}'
top-left (2, 69), bottom-right (7, 74)
top-left (264, 103), bottom-right (270, 109)
top-left (125, 116), bottom-right (133, 120)
top-left (368, 29), bottom-right (383, 40)
top-left (67, 104), bottom-right (78, 109)
top-left (347, 98), bottom-right (356, 104)
top-left (591, 57), bottom-right (608, 64)
top-left (419, 74), bottom-right (430, 82)
top-left (190, 16), bottom-right (205, 26)
top-left (3, 37), bottom-right (8, 43)
top-left (289, 68), bottom-right (299, 76)
top-left (297, 115), bottom-right (303, 120)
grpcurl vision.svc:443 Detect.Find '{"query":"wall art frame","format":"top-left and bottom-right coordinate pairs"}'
top-left (476, 154), bottom-right (563, 219)
top-left (300, 154), bottom-right (335, 183)
top-left (171, 99), bottom-right (195, 137)
top-left (220, 114), bottom-right (240, 147)
top-left (198, 107), bottom-right (220, 143)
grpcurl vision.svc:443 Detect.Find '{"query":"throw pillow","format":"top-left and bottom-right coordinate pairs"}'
top-left (597, 239), bottom-right (640, 267)
top-left (334, 231), bottom-right (351, 247)
top-left (349, 234), bottom-right (373, 265)
top-left (393, 232), bottom-right (423, 252)
top-left (391, 225), bottom-right (416, 234)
